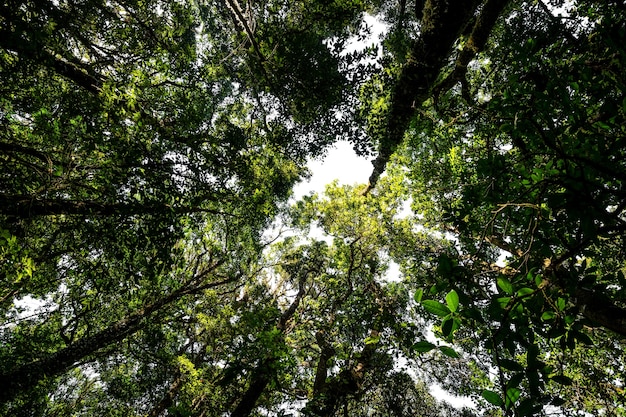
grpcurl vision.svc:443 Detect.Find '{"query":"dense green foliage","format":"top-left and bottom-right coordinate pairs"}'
top-left (1, 0), bottom-right (625, 416)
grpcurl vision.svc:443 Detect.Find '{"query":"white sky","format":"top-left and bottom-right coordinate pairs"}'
top-left (292, 141), bottom-right (372, 199)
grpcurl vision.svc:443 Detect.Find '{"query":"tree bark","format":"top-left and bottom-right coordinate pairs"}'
top-left (575, 288), bottom-right (626, 337)
top-left (230, 369), bottom-right (273, 417)
top-left (433, 0), bottom-right (512, 99)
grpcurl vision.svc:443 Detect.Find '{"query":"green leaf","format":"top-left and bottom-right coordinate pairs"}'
top-left (445, 289), bottom-right (459, 312)
top-left (461, 307), bottom-right (484, 323)
top-left (506, 387), bottom-right (521, 407)
top-left (507, 372), bottom-right (524, 389)
top-left (438, 345), bottom-right (459, 358)
top-left (436, 254), bottom-right (454, 276)
top-left (541, 311), bottom-right (556, 321)
top-left (595, 121), bottom-right (611, 130)
top-left (500, 123), bottom-right (513, 133)
top-left (482, 389), bottom-right (504, 407)
top-left (517, 398), bottom-right (537, 416)
top-left (414, 288), bottom-right (424, 303)
top-left (534, 274), bottom-right (543, 287)
top-left (496, 296), bottom-right (511, 309)
top-left (573, 330), bottom-right (593, 345)
top-left (441, 316), bottom-right (460, 339)
top-left (364, 335), bottom-right (380, 345)
top-left (421, 300), bottom-right (451, 317)
top-left (541, 364), bottom-right (555, 376)
top-left (497, 276), bottom-right (514, 294)
top-left (411, 341), bottom-right (437, 352)
top-left (516, 287), bottom-right (534, 296)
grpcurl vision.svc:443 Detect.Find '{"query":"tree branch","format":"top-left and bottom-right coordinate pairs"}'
top-left (0, 28), bottom-right (103, 94)
top-left (0, 262), bottom-right (229, 403)
top-left (0, 195), bottom-right (227, 218)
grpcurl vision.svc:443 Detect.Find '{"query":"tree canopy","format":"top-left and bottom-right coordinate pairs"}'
top-left (1, 0), bottom-right (626, 416)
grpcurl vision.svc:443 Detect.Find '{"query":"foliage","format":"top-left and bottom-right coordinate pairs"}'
top-left (2, 0), bottom-right (626, 415)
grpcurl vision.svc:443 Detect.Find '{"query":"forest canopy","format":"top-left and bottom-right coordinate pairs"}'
top-left (1, 0), bottom-right (625, 416)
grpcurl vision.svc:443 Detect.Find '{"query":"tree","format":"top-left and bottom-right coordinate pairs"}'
top-left (3, 0), bottom-right (626, 415)
top-left (379, 0), bottom-right (626, 415)
top-left (0, 0), bottom-right (351, 412)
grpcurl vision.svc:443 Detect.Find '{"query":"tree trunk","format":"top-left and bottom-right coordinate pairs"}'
top-left (366, 0), bottom-right (482, 191)
top-left (304, 330), bottom-right (380, 417)
top-left (576, 288), bottom-right (626, 337)
top-left (230, 370), bottom-right (273, 417)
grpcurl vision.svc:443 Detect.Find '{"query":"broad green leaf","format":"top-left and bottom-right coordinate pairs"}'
top-left (441, 316), bottom-right (460, 339)
top-left (550, 375), bottom-right (573, 386)
top-left (438, 346), bottom-right (459, 358)
top-left (500, 359), bottom-right (524, 372)
top-left (541, 364), bottom-right (555, 376)
top-left (573, 331), bottom-right (593, 345)
top-left (496, 296), bottom-right (511, 309)
top-left (517, 398), bottom-right (538, 416)
top-left (445, 289), bottom-right (459, 312)
top-left (461, 307), bottom-right (484, 323)
top-left (421, 300), bottom-right (451, 317)
top-left (497, 276), bottom-right (514, 294)
top-left (507, 372), bottom-right (524, 390)
top-left (505, 387), bottom-right (521, 407)
top-left (414, 288), bottom-right (424, 303)
top-left (482, 389), bottom-right (504, 407)
top-left (436, 254), bottom-right (455, 276)
top-left (411, 341), bottom-right (437, 352)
